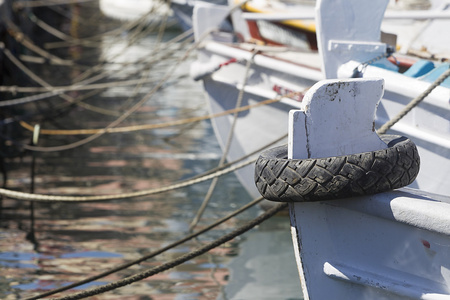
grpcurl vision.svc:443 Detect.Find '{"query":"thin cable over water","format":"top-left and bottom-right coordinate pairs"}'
top-left (8, 6), bottom-right (239, 152)
top-left (49, 202), bottom-right (288, 300)
top-left (0, 132), bottom-right (287, 202)
top-left (190, 50), bottom-right (258, 231)
top-left (19, 97), bottom-right (281, 135)
top-left (0, 158), bottom-right (255, 202)
top-left (377, 66), bottom-right (450, 134)
top-left (24, 196), bottom-right (265, 300)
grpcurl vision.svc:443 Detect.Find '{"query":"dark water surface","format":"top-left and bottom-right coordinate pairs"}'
top-left (0, 2), bottom-right (301, 299)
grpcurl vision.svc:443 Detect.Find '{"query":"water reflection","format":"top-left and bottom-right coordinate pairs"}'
top-left (0, 1), bottom-right (300, 299)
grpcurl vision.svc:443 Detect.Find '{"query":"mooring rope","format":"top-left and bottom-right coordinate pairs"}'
top-left (40, 62), bottom-right (445, 299)
top-left (0, 42), bottom-right (121, 117)
top-left (0, 131), bottom-right (287, 203)
top-left (0, 157), bottom-right (255, 202)
top-left (2, 33), bottom-right (193, 113)
top-left (25, 11), bottom-right (99, 48)
top-left (25, 0), bottom-right (165, 50)
top-left (68, 2), bottom-right (181, 82)
top-left (6, 1), bottom-right (246, 153)
top-left (19, 97), bottom-right (281, 135)
top-left (24, 196), bottom-right (265, 300)
top-left (377, 66), bottom-right (450, 134)
top-left (13, 43), bottom-right (189, 152)
top-left (0, 77), bottom-right (163, 105)
top-left (190, 50), bottom-right (259, 231)
top-left (0, 77), bottom-right (164, 94)
top-left (0, 41), bottom-right (137, 116)
top-left (5, 21), bottom-right (75, 66)
top-left (13, 0), bottom-right (97, 9)
top-left (45, 6), bottom-right (185, 50)
top-left (352, 46), bottom-right (395, 78)
top-left (3, 4), bottom-right (190, 111)
top-left (0, 43), bottom-right (68, 89)
top-left (69, 31), bottom-right (193, 88)
top-left (59, 30), bottom-right (194, 115)
top-left (45, 1), bottom-right (106, 31)
top-left (47, 202), bottom-right (288, 300)
top-left (6, 4), bottom-right (279, 299)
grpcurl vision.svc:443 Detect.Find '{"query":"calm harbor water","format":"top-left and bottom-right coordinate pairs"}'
top-left (0, 2), bottom-right (302, 299)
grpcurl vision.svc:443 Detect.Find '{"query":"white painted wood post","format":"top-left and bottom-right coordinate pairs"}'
top-left (288, 78), bottom-right (386, 299)
top-left (316, 0), bottom-right (390, 79)
top-left (284, 78), bottom-right (450, 300)
top-left (288, 78), bottom-right (386, 161)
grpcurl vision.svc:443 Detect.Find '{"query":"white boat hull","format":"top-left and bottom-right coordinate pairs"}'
top-left (197, 44), bottom-right (320, 197)
top-left (290, 188), bottom-right (450, 299)
top-left (204, 77), bottom-right (296, 198)
top-left (197, 44), bottom-right (450, 197)
top-left (193, 1), bottom-right (450, 299)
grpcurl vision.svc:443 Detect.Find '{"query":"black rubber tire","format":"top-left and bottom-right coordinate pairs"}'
top-left (254, 135), bottom-right (420, 202)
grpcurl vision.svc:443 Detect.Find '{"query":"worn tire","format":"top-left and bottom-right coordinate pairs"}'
top-left (254, 135), bottom-right (420, 202)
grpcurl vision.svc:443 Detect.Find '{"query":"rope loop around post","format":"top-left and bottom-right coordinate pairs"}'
top-left (352, 45), bottom-right (396, 78)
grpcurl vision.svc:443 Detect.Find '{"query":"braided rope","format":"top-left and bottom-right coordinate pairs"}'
top-left (0, 33), bottom-right (193, 112)
top-left (69, 4), bottom-right (182, 81)
top-left (0, 42), bottom-right (123, 117)
top-left (0, 44), bottom-right (64, 89)
top-left (5, 21), bottom-right (74, 66)
top-left (8, 5), bottom-right (273, 299)
top-left (48, 202), bottom-right (288, 300)
top-left (352, 47), bottom-right (395, 78)
top-left (18, 95), bottom-right (282, 135)
top-left (2, 1), bottom-right (241, 154)
top-left (42, 61), bottom-right (449, 299)
top-left (0, 131), bottom-right (287, 203)
top-left (2, 8), bottom-right (192, 113)
top-left (70, 32), bottom-right (193, 87)
top-left (0, 75), bottom-right (168, 94)
top-left (2, 14), bottom-right (195, 150)
top-left (0, 77), bottom-right (159, 105)
top-left (378, 66), bottom-right (450, 134)
top-left (26, 12), bottom-right (101, 47)
top-left (14, 13), bottom-right (449, 297)
top-left (23, 196), bottom-right (264, 300)
top-left (13, 0), bottom-right (96, 9)
top-left (16, 44), bottom-right (191, 152)
top-left (190, 50), bottom-right (259, 230)
top-left (45, 6), bottom-right (188, 50)
top-left (0, 158), bottom-right (255, 202)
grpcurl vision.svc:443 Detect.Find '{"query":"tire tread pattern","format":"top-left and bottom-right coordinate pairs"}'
top-left (254, 135), bottom-right (420, 202)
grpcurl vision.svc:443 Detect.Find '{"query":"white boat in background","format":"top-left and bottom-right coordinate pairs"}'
top-left (170, 0), bottom-right (227, 31)
top-left (191, 0), bottom-right (450, 298)
top-left (170, 0), bottom-right (196, 31)
top-left (191, 0), bottom-right (450, 199)
top-left (100, 0), bottom-right (175, 25)
top-left (228, 0), bottom-right (450, 56)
